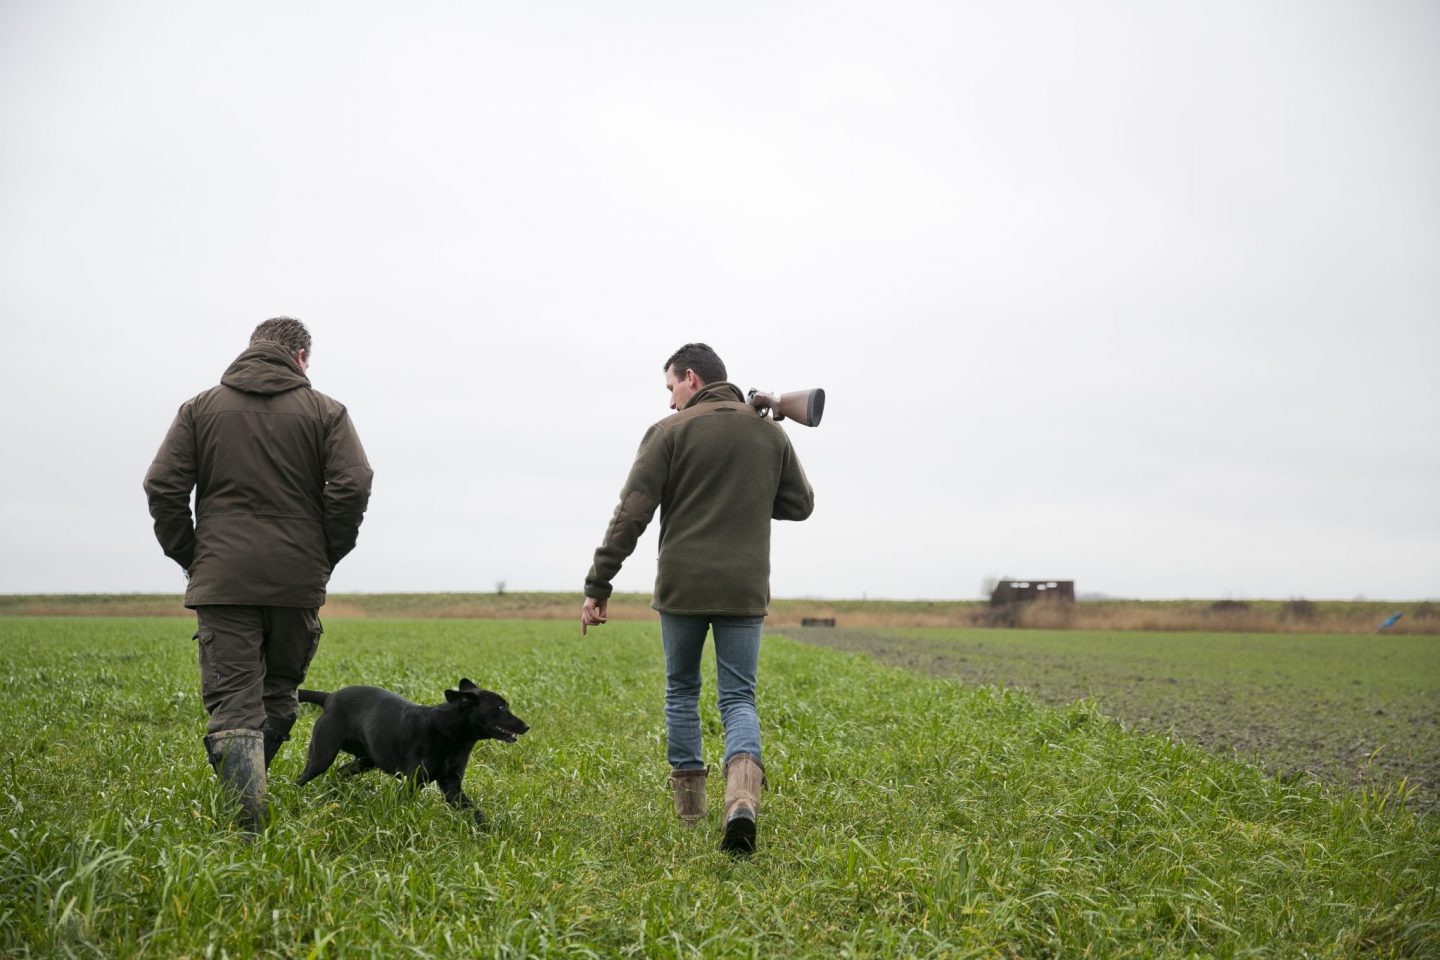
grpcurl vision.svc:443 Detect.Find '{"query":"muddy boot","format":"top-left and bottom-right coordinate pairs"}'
top-left (263, 716), bottom-right (296, 771)
top-left (203, 729), bottom-right (268, 833)
top-left (721, 753), bottom-right (765, 855)
top-left (671, 767), bottom-right (708, 826)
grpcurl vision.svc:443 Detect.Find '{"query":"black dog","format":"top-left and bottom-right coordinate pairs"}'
top-left (296, 678), bottom-right (528, 824)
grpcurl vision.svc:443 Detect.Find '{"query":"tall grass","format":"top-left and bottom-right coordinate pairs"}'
top-left (2, 616), bottom-right (1437, 957)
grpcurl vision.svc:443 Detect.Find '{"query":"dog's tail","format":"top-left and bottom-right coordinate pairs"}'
top-left (298, 689), bottom-right (330, 708)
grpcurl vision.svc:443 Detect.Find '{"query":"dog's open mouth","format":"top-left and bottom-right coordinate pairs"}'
top-left (491, 724), bottom-right (526, 743)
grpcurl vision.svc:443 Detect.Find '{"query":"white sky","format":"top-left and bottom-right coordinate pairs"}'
top-left (2, 1), bottom-right (1437, 601)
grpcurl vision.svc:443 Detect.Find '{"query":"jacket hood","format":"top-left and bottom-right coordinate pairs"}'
top-left (220, 341), bottom-right (311, 396)
top-left (683, 381), bottom-right (745, 409)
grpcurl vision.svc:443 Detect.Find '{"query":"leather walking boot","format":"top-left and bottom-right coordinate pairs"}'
top-left (203, 729), bottom-right (268, 833)
top-left (721, 753), bottom-right (765, 854)
top-left (671, 767), bottom-right (708, 826)
top-left (263, 715), bottom-right (296, 770)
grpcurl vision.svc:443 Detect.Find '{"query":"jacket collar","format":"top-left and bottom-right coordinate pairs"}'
top-left (682, 380), bottom-right (745, 410)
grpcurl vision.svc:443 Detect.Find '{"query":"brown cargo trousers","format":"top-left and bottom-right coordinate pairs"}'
top-left (194, 605), bottom-right (323, 734)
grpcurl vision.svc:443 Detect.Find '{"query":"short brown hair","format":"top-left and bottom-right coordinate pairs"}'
top-left (250, 317), bottom-right (312, 357)
top-left (664, 342), bottom-right (726, 384)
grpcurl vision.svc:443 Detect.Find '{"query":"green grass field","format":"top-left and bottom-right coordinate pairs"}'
top-left (3, 617), bottom-right (1438, 958)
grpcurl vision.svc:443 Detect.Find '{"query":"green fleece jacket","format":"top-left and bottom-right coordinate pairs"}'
top-left (584, 381), bottom-right (814, 616)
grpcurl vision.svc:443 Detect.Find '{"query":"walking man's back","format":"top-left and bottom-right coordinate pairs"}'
top-left (144, 317), bottom-right (373, 831)
top-left (580, 342), bottom-right (814, 854)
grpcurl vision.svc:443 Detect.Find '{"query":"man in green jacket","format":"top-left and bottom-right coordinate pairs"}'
top-left (581, 342), bottom-right (814, 854)
top-left (144, 317), bottom-right (373, 831)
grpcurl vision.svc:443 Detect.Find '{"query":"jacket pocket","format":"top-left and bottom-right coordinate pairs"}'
top-left (194, 628), bottom-right (225, 691)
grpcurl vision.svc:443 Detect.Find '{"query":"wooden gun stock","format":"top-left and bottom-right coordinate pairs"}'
top-left (746, 388), bottom-right (825, 427)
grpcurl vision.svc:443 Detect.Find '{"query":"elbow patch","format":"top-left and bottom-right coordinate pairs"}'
top-left (605, 490), bottom-right (657, 549)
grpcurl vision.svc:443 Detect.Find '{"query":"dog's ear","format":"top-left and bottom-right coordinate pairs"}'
top-left (458, 678), bottom-right (479, 692)
top-left (444, 688), bottom-right (461, 703)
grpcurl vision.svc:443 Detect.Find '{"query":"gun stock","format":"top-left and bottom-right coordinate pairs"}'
top-left (747, 388), bottom-right (825, 427)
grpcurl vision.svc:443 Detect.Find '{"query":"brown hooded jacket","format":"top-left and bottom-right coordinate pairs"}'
top-left (143, 341), bottom-right (373, 608)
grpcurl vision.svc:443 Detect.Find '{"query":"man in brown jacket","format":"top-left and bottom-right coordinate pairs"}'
top-left (144, 317), bottom-right (372, 831)
top-left (581, 342), bottom-right (814, 854)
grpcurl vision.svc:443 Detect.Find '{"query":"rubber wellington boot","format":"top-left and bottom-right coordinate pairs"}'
top-left (671, 767), bottom-right (708, 826)
top-left (203, 729), bottom-right (268, 833)
top-left (263, 716), bottom-right (296, 770)
top-left (721, 753), bottom-right (765, 854)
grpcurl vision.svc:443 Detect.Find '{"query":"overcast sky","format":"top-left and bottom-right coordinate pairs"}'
top-left (2, 1), bottom-right (1437, 602)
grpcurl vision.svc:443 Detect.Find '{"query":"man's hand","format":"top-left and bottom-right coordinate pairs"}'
top-left (580, 596), bottom-right (608, 636)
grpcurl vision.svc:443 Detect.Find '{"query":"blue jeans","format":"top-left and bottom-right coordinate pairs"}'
top-left (660, 613), bottom-right (764, 770)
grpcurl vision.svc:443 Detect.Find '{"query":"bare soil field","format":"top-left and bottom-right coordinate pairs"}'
top-left (782, 625), bottom-right (1440, 815)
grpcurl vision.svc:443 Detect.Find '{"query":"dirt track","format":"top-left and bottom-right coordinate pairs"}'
top-left (779, 626), bottom-right (1440, 816)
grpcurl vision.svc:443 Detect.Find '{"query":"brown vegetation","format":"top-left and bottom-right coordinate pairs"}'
top-left (2, 592), bottom-right (1436, 634)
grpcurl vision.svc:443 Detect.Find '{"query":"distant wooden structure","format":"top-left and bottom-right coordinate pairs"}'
top-left (801, 617), bottom-right (836, 627)
top-left (990, 579), bottom-right (1075, 606)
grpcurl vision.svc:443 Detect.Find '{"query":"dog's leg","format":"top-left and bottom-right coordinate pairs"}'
top-left (295, 716), bottom-right (345, 787)
top-left (336, 756), bottom-right (375, 777)
top-left (439, 780), bottom-right (486, 826)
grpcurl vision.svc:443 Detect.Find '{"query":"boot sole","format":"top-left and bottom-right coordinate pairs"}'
top-left (721, 813), bottom-right (756, 854)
